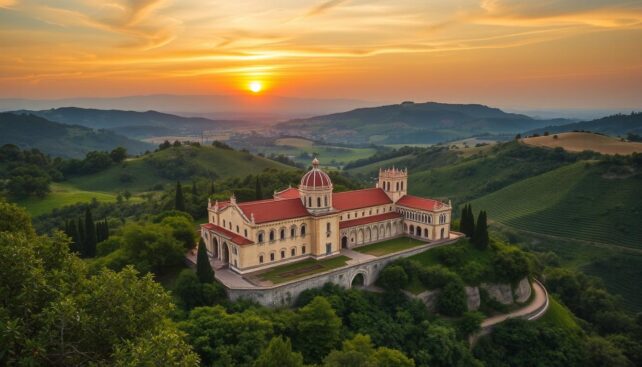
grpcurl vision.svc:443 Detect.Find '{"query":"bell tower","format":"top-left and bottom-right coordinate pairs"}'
top-left (377, 167), bottom-right (407, 203)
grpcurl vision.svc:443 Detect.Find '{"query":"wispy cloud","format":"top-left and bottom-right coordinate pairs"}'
top-left (305, 0), bottom-right (348, 17)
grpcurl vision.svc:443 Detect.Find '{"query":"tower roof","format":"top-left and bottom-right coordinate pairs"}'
top-left (300, 158), bottom-right (332, 189)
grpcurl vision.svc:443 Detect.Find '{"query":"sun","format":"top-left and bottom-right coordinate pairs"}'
top-left (248, 81), bottom-right (263, 93)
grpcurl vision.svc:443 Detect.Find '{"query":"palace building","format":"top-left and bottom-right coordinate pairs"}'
top-left (201, 159), bottom-right (451, 274)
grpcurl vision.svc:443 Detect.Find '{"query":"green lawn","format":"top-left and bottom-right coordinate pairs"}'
top-left (353, 237), bottom-right (425, 256)
top-left (15, 183), bottom-right (118, 217)
top-left (257, 256), bottom-right (350, 284)
top-left (536, 297), bottom-right (581, 331)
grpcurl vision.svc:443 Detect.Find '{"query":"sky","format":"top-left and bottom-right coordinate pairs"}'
top-left (0, 0), bottom-right (641, 109)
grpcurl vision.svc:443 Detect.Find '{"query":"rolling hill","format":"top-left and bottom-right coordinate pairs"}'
top-left (522, 132), bottom-right (642, 155)
top-left (14, 107), bottom-right (250, 139)
top-left (0, 112), bottom-right (152, 158)
top-left (276, 101), bottom-right (570, 144)
top-left (66, 143), bottom-right (294, 194)
top-left (524, 112), bottom-right (642, 137)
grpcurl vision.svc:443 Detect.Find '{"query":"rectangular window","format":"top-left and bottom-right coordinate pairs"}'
top-left (325, 243), bottom-right (332, 255)
top-left (291, 248), bottom-right (296, 256)
top-left (270, 253), bottom-right (275, 261)
top-left (302, 246), bottom-right (306, 254)
top-left (259, 255), bottom-right (264, 264)
top-left (281, 250), bottom-right (285, 259)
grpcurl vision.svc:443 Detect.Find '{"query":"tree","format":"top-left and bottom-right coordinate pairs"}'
top-left (161, 215), bottom-right (196, 250)
top-left (493, 249), bottom-right (530, 282)
top-left (84, 207), bottom-right (97, 257)
top-left (255, 177), bottom-right (263, 200)
top-left (465, 204), bottom-right (475, 239)
top-left (438, 281), bottom-right (467, 317)
top-left (109, 146), bottom-right (127, 163)
top-left (473, 210), bottom-right (488, 249)
top-left (196, 238), bottom-right (214, 283)
top-left (119, 222), bottom-right (185, 275)
top-left (0, 200), bottom-right (35, 237)
top-left (113, 328), bottom-right (199, 367)
top-left (175, 181), bottom-right (186, 212)
top-left (77, 217), bottom-right (85, 253)
top-left (323, 334), bottom-right (414, 367)
top-left (460, 204), bottom-right (469, 235)
top-left (173, 269), bottom-right (226, 310)
top-left (294, 296), bottom-right (342, 364)
top-left (457, 311), bottom-right (484, 337)
top-left (254, 336), bottom-right (304, 367)
top-left (378, 265), bottom-right (409, 291)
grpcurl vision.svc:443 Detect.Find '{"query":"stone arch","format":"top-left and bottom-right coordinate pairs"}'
top-left (350, 270), bottom-right (368, 288)
top-left (379, 224), bottom-right (385, 239)
top-left (424, 228), bottom-right (429, 238)
top-left (349, 230), bottom-right (357, 244)
top-left (357, 229), bottom-right (364, 244)
top-left (372, 226), bottom-right (379, 241)
top-left (386, 222), bottom-right (391, 237)
top-left (300, 224), bottom-right (307, 236)
top-left (415, 226), bottom-right (422, 237)
top-left (222, 242), bottom-right (230, 264)
top-left (365, 227), bottom-right (371, 242)
top-left (341, 236), bottom-right (348, 248)
top-left (409, 224), bottom-right (415, 234)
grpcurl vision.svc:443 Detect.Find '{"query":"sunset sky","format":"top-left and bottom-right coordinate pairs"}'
top-left (1, 0), bottom-right (641, 109)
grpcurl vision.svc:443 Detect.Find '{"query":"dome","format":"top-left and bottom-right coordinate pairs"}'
top-left (300, 158), bottom-right (332, 189)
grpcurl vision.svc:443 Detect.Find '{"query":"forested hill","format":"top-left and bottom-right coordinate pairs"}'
top-left (14, 107), bottom-right (251, 138)
top-left (0, 112), bottom-right (152, 158)
top-left (276, 101), bottom-right (569, 144)
top-left (524, 112), bottom-right (642, 137)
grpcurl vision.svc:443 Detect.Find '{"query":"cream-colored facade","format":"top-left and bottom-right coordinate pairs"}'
top-left (201, 161), bottom-right (451, 274)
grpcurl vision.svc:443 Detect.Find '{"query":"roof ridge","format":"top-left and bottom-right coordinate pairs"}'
top-left (333, 187), bottom-right (382, 195)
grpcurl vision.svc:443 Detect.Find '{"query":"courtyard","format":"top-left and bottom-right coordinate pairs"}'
top-left (353, 237), bottom-right (425, 256)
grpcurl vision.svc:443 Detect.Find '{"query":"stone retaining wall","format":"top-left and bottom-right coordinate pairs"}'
top-left (224, 237), bottom-right (459, 306)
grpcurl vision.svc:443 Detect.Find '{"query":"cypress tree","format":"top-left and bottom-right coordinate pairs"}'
top-left (175, 181), bottom-right (186, 212)
top-left (196, 238), bottom-right (215, 283)
top-left (467, 205), bottom-right (475, 240)
top-left (84, 208), bottom-right (97, 257)
top-left (255, 177), bottom-right (263, 200)
top-left (69, 219), bottom-right (80, 253)
top-left (77, 217), bottom-right (85, 254)
top-left (460, 204), bottom-right (469, 236)
top-left (104, 219), bottom-right (109, 241)
top-left (474, 210), bottom-right (489, 249)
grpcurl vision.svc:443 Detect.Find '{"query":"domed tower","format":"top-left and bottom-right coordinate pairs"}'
top-left (299, 158), bottom-right (333, 214)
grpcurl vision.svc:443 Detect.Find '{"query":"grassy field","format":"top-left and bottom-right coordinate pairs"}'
top-left (345, 154), bottom-right (415, 176)
top-left (15, 183), bottom-right (118, 217)
top-left (523, 132), bottom-right (642, 155)
top-left (255, 255), bottom-right (350, 284)
top-left (256, 139), bottom-right (377, 168)
top-left (68, 145), bottom-right (292, 193)
top-left (535, 296), bottom-right (581, 331)
top-left (354, 237), bottom-right (425, 256)
top-left (471, 162), bottom-right (642, 250)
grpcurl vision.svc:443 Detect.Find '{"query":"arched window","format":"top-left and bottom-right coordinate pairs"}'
top-left (291, 247), bottom-right (296, 256)
top-left (270, 252), bottom-right (275, 261)
top-left (269, 230), bottom-right (275, 241)
top-left (259, 255), bottom-right (264, 264)
top-left (308, 197), bottom-right (312, 207)
top-left (324, 196), bottom-right (328, 206)
top-left (223, 219), bottom-right (226, 227)
top-left (301, 225), bottom-right (306, 236)
top-left (290, 226), bottom-right (296, 238)
top-left (326, 222), bottom-right (331, 232)
top-left (280, 250), bottom-right (285, 259)
top-left (401, 182), bottom-right (404, 191)
top-left (396, 182), bottom-right (400, 191)
top-left (280, 228), bottom-right (285, 240)
top-left (317, 197), bottom-right (321, 207)
top-left (301, 245), bottom-right (306, 254)
top-left (244, 229), bottom-right (248, 237)
top-left (236, 225), bottom-right (239, 233)
top-left (258, 232), bottom-right (264, 243)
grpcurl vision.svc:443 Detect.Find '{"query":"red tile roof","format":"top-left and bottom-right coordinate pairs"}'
top-left (238, 198), bottom-right (310, 224)
top-left (333, 188), bottom-right (392, 211)
top-left (339, 212), bottom-right (402, 229)
top-left (396, 195), bottom-right (447, 211)
top-left (201, 223), bottom-right (253, 246)
top-left (274, 187), bottom-right (300, 200)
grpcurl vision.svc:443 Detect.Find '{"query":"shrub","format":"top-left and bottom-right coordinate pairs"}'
top-left (493, 249), bottom-right (530, 282)
top-left (435, 245), bottom-right (466, 267)
top-left (417, 265), bottom-right (460, 289)
top-left (378, 265), bottom-right (409, 291)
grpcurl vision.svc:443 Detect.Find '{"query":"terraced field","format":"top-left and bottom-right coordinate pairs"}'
top-left (472, 162), bottom-right (642, 250)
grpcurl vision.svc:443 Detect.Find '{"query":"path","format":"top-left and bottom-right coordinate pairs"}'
top-left (481, 280), bottom-right (548, 329)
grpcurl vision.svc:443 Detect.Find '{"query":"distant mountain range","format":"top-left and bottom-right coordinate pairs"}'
top-left (0, 112), bottom-right (152, 158)
top-left (524, 112), bottom-right (642, 137)
top-left (0, 94), bottom-right (378, 121)
top-left (275, 101), bottom-right (572, 144)
top-left (13, 108), bottom-right (250, 139)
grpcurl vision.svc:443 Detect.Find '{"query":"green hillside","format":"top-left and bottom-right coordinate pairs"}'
top-left (407, 142), bottom-right (576, 203)
top-left (471, 162), bottom-right (642, 250)
top-left (67, 144), bottom-right (293, 193)
top-left (0, 112), bottom-right (152, 158)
